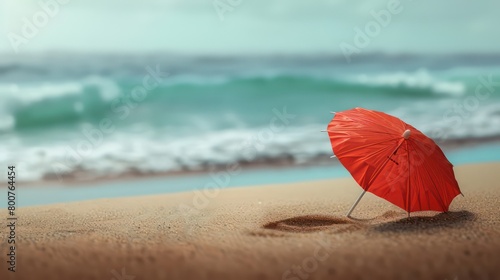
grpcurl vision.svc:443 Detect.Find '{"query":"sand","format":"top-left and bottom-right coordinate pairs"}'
top-left (1, 163), bottom-right (500, 280)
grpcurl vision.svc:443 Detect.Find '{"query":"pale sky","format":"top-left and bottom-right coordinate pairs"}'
top-left (0, 0), bottom-right (499, 55)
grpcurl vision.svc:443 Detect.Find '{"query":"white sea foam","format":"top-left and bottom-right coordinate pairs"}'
top-left (0, 77), bottom-right (120, 106)
top-left (390, 102), bottom-right (500, 140)
top-left (0, 124), bottom-right (332, 182)
top-left (0, 83), bottom-right (82, 105)
top-left (0, 78), bottom-right (121, 131)
top-left (2, 112), bottom-right (500, 183)
top-left (82, 76), bottom-right (121, 101)
top-left (353, 69), bottom-right (466, 96)
top-left (0, 114), bottom-right (15, 131)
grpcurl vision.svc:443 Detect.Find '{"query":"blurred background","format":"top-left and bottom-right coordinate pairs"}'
top-left (1, 0), bottom-right (500, 184)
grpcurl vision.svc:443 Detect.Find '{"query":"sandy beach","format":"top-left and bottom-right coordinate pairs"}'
top-left (1, 162), bottom-right (500, 280)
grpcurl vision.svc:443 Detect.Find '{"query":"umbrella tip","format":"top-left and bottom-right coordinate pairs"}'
top-left (330, 155), bottom-right (336, 158)
top-left (330, 111), bottom-right (336, 114)
top-left (402, 129), bottom-right (411, 139)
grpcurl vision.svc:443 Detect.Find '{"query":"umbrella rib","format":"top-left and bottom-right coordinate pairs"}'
top-left (423, 166), bottom-right (447, 211)
top-left (365, 139), bottom-right (406, 190)
top-left (332, 137), bottom-right (400, 156)
top-left (408, 140), bottom-right (447, 211)
top-left (329, 126), bottom-right (398, 136)
top-left (406, 141), bottom-right (411, 215)
top-left (343, 111), bottom-right (406, 134)
top-left (346, 140), bottom-right (405, 217)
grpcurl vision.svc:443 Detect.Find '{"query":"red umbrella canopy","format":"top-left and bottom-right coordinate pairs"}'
top-left (327, 107), bottom-right (462, 213)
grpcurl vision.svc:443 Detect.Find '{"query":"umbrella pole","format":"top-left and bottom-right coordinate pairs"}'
top-left (346, 190), bottom-right (367, 217)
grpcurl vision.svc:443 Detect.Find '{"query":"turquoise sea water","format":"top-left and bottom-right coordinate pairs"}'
top-left (1, 54), bottom-right (500, 182)
top-left (8, 143), bottom-right (500, 207)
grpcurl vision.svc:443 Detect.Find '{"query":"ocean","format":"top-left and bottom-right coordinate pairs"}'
top-left (1, 53), bottom-right (500, 182)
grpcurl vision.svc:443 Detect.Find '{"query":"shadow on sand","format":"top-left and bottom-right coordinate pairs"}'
top-left (372, 210), bottom-right (476, 233)
top-left (263, 215), bottom-right (360, 233)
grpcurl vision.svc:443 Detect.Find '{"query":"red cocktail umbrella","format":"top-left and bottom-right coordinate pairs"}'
top-left (325, 107), bottom-right (462, 217)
